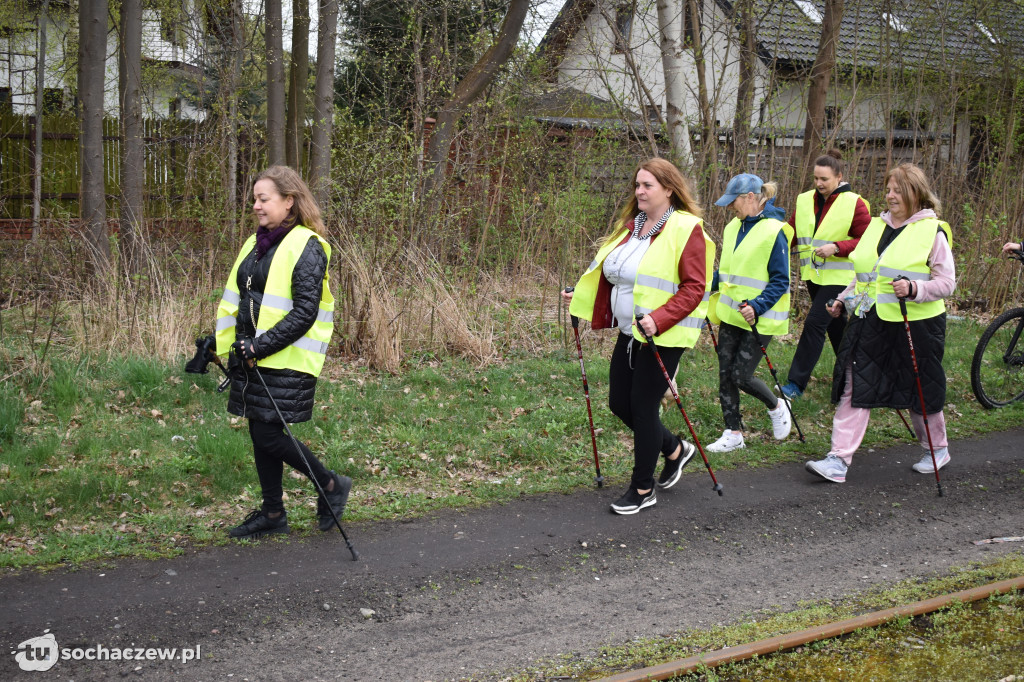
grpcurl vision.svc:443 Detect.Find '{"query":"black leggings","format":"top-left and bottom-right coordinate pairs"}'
top-left (249, 419), bottom-right (333, 514)
top-left (786, 281), bottom-right (847, 390)
top-left (608, 333), bottom-right (683, 492)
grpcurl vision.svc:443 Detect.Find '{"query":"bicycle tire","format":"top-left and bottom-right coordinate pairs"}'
top-left (971, 307), bottom-right (1024, 408)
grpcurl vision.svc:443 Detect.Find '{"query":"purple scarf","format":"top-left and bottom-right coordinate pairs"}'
top-left (255, 212), bottom-right (298, 260)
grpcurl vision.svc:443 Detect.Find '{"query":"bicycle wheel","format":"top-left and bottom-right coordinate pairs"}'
top-left (971, 307), bottom-right (1024, 408)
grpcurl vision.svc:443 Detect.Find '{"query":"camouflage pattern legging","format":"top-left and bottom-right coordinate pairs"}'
top-left (716, 322), bottom-right (779, 431)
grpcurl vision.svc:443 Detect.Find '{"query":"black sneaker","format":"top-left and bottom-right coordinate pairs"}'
top-left (610, 488), bottom-right (657, 515)
top-left (657, 439), bottom-right (696, 490)
top-left (228, 509), bottom-right (290, 540)
top-left (318, 472), bottom-right (352, 532)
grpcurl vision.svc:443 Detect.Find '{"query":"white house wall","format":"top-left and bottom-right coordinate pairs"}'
top-left (0, 3), bottom-right (205, 120)
top-left (557, 0), bottom-right (772, 130)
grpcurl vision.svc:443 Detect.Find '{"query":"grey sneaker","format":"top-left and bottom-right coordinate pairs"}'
top-left (805, 455), bottom-right (848, 483)
top-left (228, 509), bottom-right (290, 539)
top-left (912, 448), bottom-right (950, 474)
top-left (318, 472), bottom-right (352, 532)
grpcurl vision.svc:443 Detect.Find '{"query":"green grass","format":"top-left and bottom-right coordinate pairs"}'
top-left (504, 553), bottom-right (1024, 681)
top-left (0, 315), bottom-right (1021, 568)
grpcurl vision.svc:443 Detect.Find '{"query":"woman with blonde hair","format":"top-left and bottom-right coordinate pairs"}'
top-left (215, 165), bottom-right (351, 539)
top-left (807, 163), bottom-right (955, 483)
top-left (706, 173), bottom-right (793, 453)
top-left (562, 158), bottom-right (714, 514)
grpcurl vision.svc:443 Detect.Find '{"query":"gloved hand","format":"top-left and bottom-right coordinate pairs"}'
top-left (231, 336), bottom-right (258, 362)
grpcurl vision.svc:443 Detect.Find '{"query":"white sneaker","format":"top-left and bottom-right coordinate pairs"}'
top-left (912, 448), bottom-right (950, 474)
top-left (767, 402), bottom-right (792, 440)
top-left (706, 429), bottom-right (745, 453)
top-left (805, 454), bottom-right (848, 483)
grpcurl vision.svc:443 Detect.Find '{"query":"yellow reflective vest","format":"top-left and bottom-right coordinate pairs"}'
top-left (794, 190), bottom-right (865, 285)
top-left (215, 226), bottom-right (335, 377)
top-left (851, 217), bottom-right (952, 322)
top-left (569, 211), bottom-right (714, 348)
top-left (716, 217), bottom-right (792, 335)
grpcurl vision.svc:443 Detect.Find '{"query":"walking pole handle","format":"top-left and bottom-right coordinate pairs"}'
top-left (893, 275), bottom-right (910, 317)
top-left (564, 287), bottom-right (579, 329)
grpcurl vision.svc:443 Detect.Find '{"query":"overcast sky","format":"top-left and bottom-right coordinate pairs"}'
top-left (249, 0), bottom-right (564, 56)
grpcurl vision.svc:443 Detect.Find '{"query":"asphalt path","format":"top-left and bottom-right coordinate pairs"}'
top-left (2, 428), bottom-right (1022, 681)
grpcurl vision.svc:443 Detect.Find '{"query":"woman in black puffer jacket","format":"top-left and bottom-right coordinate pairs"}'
top-left (215, 165), bottom-right (351, 540)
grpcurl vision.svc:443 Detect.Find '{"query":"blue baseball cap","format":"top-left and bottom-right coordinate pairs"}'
top-left (714, 173), bottom-right (764, 206)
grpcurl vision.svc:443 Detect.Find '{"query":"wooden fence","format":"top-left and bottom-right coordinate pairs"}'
top-left (0, 112), bottom-right (225, 223)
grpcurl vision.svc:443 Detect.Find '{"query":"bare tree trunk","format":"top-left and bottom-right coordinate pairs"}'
top-left (730, 0), bottom-right (756, 170)
top-left (78, 0), bottom-right (111, 272)
top-left (266, 0), bottom-right (286, 165)
top-left (309, 0), bottom-right (339, 207)
top-left (423, 0), bottom-right (530, 196)
top-left (657, 0), bottom-right (691, 165)
top-left (802, 0), bottom-right (843, 181)
top-left (217, 0), bottom-right (245, 239)
top-left (119, 0), bottom-right (144, 275)
top-left (31, 0), bottom-right (49, 242)
top-left (688, 0), bottom-right (715, 169)
top-left (286, 0), bottom-right (309, 170)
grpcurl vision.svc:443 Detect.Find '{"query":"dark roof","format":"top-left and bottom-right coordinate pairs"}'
top-left (752, 0), bottom-right (1024, 71)
top-left (537, 0), bottom-right (1024, 74)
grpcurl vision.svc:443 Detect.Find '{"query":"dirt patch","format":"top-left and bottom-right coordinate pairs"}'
top-left (2, 429), bottom-right (1022, 680)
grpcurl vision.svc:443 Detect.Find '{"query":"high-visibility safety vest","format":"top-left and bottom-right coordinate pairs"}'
top-left (215, 226), bottom-right (335, 377)
top-left (794, 190), bottom-right (866, 285)
top-left (716, 217), bottom-right (792, 336)
top-left (851, 217), bottom-right (953, 322)
top-left (569, 211), bottom-right (714, 348)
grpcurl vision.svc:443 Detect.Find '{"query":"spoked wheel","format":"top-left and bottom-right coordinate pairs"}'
top-left (971, 307), bottom-right (1024, 408)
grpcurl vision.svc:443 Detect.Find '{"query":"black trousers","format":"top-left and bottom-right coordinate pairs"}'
top-left (786, 281), bottom-right (847, 390)
top-left (249, 419), bottom-right (333, 514)
top-left (608, 333), bottom-right (683, 492)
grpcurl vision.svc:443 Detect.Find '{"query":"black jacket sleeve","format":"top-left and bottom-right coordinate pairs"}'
top-left (252, 237), bottom-right (327, 359)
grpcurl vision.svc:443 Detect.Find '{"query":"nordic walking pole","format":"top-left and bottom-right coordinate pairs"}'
top-left (825, 300), bottom-right (914, 439)
top-left (894, 409), bottom-right (917, 439)
top-left (740, 302), bottom-right (805, 443)
top-left (704, 317), bottom-right (719, 350)
top-left (893, 276), bottom-right (943, 497)
top-left (635, 315), bottom-right (723, 495)
top-left (247, 357), bottom-right (360, 558)
top-left (564, 287), bottom-right (604, 487)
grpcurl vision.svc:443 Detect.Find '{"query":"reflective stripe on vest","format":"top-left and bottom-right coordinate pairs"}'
top-left (716, 216), bottom-right (791, 335)
top-left (569, 211), bottom-right (714, 348)
top-left (851, 217), bottom-right (949, 322)
top-left (215, 226), bottom-right (334, 376)
top-left (794, 190), bottom-right (864, 286)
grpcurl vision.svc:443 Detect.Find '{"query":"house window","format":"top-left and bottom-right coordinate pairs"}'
top-left (0, 87), bottom-right (11, 115)
top-left (883, 12), bottom-right (908, 32)
top-left (825, 106), bottom-right (840, 129)
top-left (794, 0), bottom-right (823, 24)
top-left (42, 87), bottom-right (63, 114)
top-left (160, 11), bottom-right (183, 48)
top-left (611, 2), bottom-right (634, 54)
top-left (891, 109), bottom-right (927, 131)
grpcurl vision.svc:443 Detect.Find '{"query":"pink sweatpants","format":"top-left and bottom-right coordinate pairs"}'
top-left (830, 363), bottom-right (947, 466)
